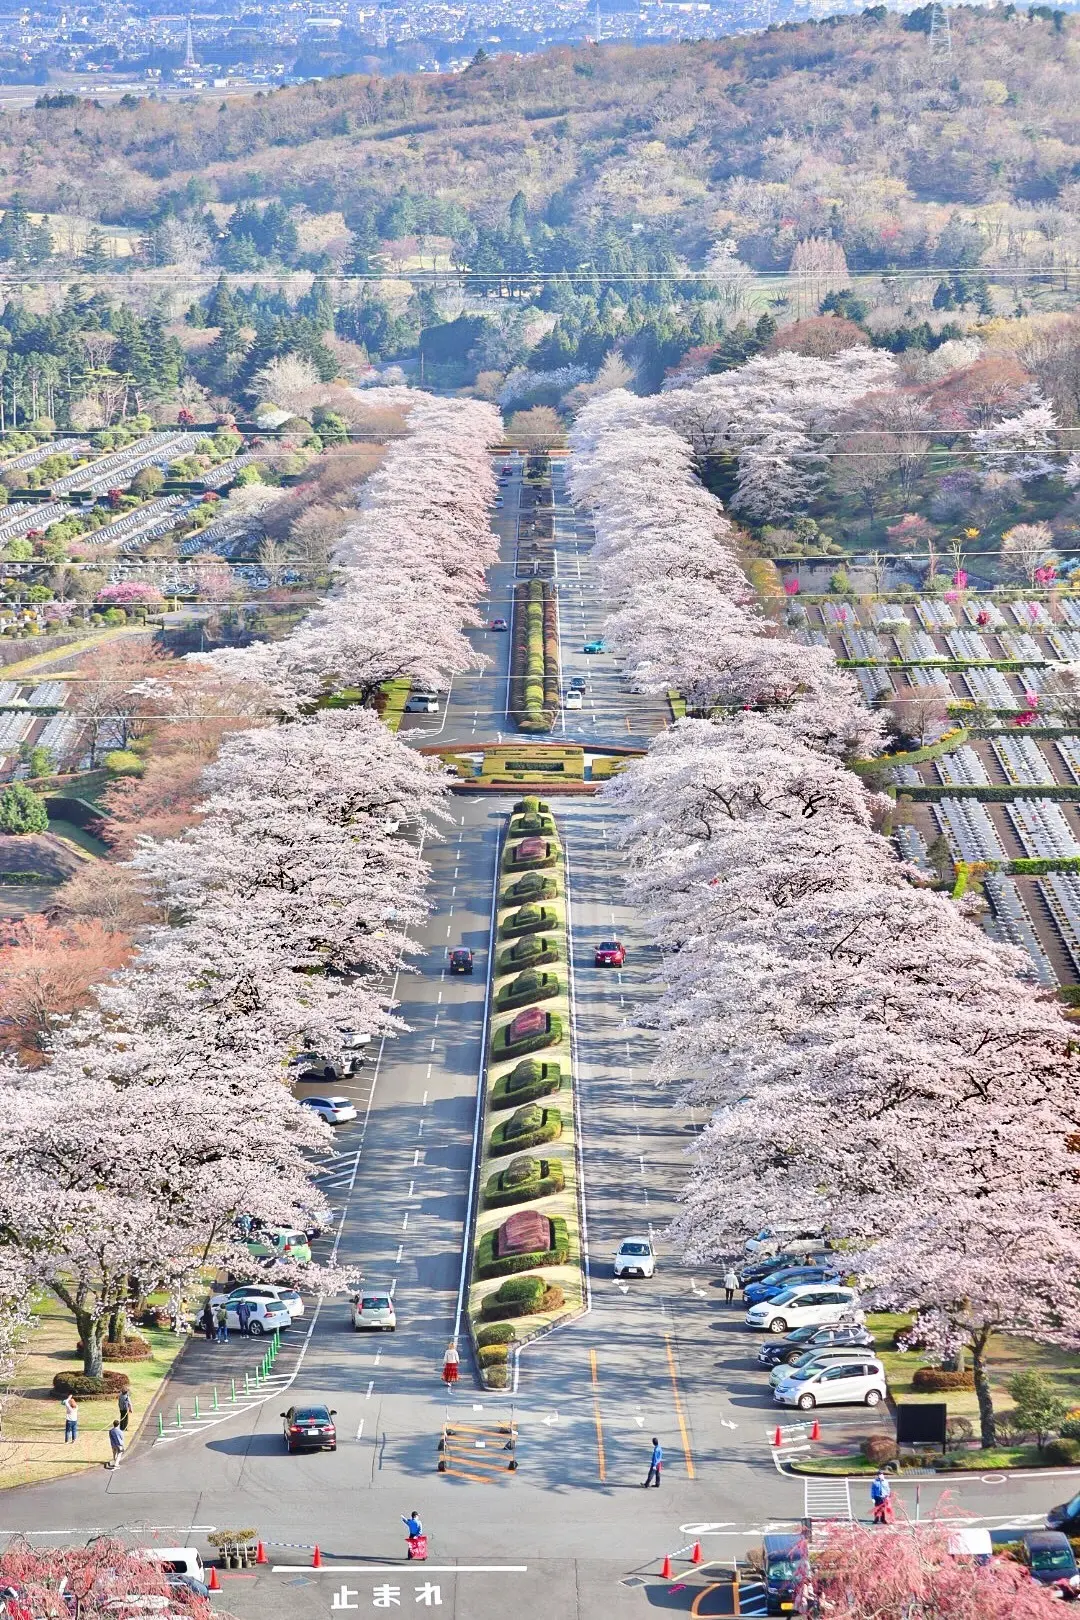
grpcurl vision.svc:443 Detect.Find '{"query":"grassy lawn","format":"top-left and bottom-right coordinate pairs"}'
top-left (46, 819), bottom-right (108, 858)
top-left (0, 1297), bottom-right (186, 1489)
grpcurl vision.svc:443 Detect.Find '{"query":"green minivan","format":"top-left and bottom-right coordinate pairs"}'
top-left (247, 1227), bottom-right (312, 1264)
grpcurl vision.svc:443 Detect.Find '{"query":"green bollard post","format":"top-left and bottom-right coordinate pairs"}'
top-left (231, 1377), bottom-right (237, 1403)
top-left (175, 1402), bottom-right (182, 1428)
top-left (194, 1394), bottom-right (200, 1419)
top-left (213, 1386), bottom-right (219, 1411)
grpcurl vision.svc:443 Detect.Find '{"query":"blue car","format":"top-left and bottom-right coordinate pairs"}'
top-left (744, 1266), bottom-right (840, 1306)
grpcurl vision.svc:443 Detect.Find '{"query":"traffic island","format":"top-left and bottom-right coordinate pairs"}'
top-left (467, 796), bottom-right (586, 1388)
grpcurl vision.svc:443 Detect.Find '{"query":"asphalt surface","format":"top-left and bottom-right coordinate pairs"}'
top-left (1, 455), bottom-right (1075, 1620)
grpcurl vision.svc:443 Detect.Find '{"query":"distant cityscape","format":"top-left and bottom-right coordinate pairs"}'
top-left (0, 0), bottom-right (938, 99)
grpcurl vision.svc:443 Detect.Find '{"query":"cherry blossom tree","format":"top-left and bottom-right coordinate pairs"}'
top-left (971, 403), bottom-right (1060, 481)
top-left (0, 916), bottom-right (134, 1062)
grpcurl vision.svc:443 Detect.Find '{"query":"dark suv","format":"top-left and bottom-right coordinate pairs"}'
top-left (762, 1531), bottom-right (808, 1615)
top-left (449, 948), bottom-right (474, 974)
top-left (758, 1322), bottom-right (875, 1368)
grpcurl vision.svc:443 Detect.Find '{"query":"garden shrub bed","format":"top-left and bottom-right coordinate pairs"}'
top-left (480, 1275), bottom-right (547, 1320)
top-left (912, 1367), bottom-right (975, 1392)
top-left (474, 1216), bottom-right (570, 1280)
top-left (491, 1058), bottom-right (562, 1109)
top-left (491, 1012), bottom-right (562, 1060)
top-left (509, 814), bottom-right (557, 838)
top-left (504, 840), bottom-right (558, 871)
top-left (482, 1155), bottom-right (566, 1208)
top-left (475, 1323), bottom-right (516, 1349)
top-left (495, 970), bottom-right (560, 1012)
top-left (75, 1337), bottom-right (151, 1362)
top-left (488, 1105), bottom-right (563, 1155)
top-left (52, 1371), bottom-right (131, 1398)
top-left (504, 872), bottom-right (558, 903)
top-left (498, 936), bottom-right (560, 971)
top-left (500, 904), bottom-right (559, 937)
top-left (509, 580), bottom-right (556, 734)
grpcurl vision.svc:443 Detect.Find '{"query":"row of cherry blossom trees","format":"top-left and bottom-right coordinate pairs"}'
top-left (568, 368), bottom-right (1080, 1448)
top-left (0, 391), bottom-right (502, 1374)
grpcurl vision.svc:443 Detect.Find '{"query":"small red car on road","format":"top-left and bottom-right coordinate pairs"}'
top-left (594, 940), bottom-right (626, 967)
top-left (449, 948), bottom-right (474, 974)
top-left (489, 618), bottom-right (508, 631)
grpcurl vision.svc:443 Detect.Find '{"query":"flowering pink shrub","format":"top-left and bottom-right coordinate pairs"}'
top-left (96, 583), bottom-right (165, 607)
top-left (784, 578), bottom-right (800, 595)
top-left (952, 569), bottom-right (968, 588)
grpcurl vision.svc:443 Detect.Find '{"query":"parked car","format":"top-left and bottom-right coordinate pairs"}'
top-left (449, 947), bottom-right (474, 974)
top-left (216, 1297), bottom-right (292, 1336)
top-left (745, 1285), bottom-right (863, 1335)
top-left (135, 1551), bottom-right (205, 1584)
top-left (744, 1266), bottom-right (841, 1306)
top-left (247, 1226), bottom-right (312, 1265)
top-left (282, 1403), bottom-right (337, 1453)
top-left (757, 1323), bottom-right (875, 1368)
top-left (761, 1531), bottom-right (809, 1616)
top-left (1019, 1532), bottom-right (1080, 1598)
top-left (614, 1238), bottom-right (655, 1278)
top-left (404, 695), bottom-right (438, 714)
top-left (769, 1345), bottom-right (879, 1389)
top-left (289, 1050), bottom-right (342, 1084)
top-left (564, 690), bottom-right (583, 710)
top-left (583, 638), bottom-right (607, 654)
top-left (774, 1357), bottom-right (887, 1410)
top-left (300, 1095), bottom-right (357, 1125)
top-left (210, 1283), bottom-right (304, 1320)
top-left (489, 618), bottom-right (508, 631)
top-left (740, 1251), bottom-right (834, 1287)
top-left (595, 940), bottom-right (626, 967)
top-left (744, 1226), bottom-right (826, 1257)
top-left (1047, 1490), bottom-right (1080, 1537)
top-left (351, 1292), bottom-right (397, 1331)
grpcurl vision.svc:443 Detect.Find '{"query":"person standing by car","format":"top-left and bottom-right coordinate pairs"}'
top-left (723, 1267), bottom-right (739, 1303)
top-left (643, 1437), bottom-right (663, 1488)
top-left (215, 1304), bottom-right (229, 1344)
top-left (62, 1393), bottom-right (78, 1444)
top-left (117, 1387), bottom-right (133, 1432)
top-left (201, 1301), bottom-right (215, 1341)
top-left (236, 1300), bottom-right (251, 1337)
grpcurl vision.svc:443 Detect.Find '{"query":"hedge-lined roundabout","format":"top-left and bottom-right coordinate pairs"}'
top-left (467, 795), bottom-right (585, 1388)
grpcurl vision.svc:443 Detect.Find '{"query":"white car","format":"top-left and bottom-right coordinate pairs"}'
top-left (745, 1284), bottom-right (863, 1335)
top-left (213, 1297), bottom-right (291, 1336)
top-left (744, 1225), bottom-right (825, 1257)
top-left (768, 1345), bottom-right (871, 1388)
top-left (564, 690), bottom-right (583, 710)
top-left (300, 1095), bottom-right (357, 1125)
top-left (774, 1357), bottom-right (887, 1410)
top-left (405, 695), bottom-right (438, 714)
top-left (614, 1238), bottom-right (656, 1278)
top-left (211, 1283), bottom-right (305, 1320)
top-left (351, 1291), bottom-right (396, 1331)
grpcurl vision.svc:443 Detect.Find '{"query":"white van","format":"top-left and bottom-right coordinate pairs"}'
top-left (136, 1549), bottom-right (205, 1582)
top-left (405, 695), bottom-right (438, 714)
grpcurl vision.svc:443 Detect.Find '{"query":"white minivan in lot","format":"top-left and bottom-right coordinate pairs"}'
top-left (773, 1357), bottom-right (887, 1410)
top-left (745, 1284), bottom-right (863, 1335)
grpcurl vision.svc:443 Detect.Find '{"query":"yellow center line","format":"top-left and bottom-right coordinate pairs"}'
top-left (665, 1333), bottom-right (696, 1480)
top-left (589, 1348), bottom-right (607, 1482)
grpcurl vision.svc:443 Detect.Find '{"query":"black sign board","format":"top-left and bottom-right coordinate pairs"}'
top-left (896, 1401), bottom-right (948, 1450)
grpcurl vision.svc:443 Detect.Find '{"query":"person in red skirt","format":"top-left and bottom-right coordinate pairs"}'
top-left (442, 1341), bottom-right (460, 1386)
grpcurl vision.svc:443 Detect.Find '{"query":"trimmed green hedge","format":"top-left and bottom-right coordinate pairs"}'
top-left (495, 970), bottom-right (560, 1012)
top-left (513, 797), bottom-right (551, 814)
top-left (491, 1012), bottom-right (562, 1061)
top-left (498, 935), bottom-right (560, 971)
top-left (480, 1274), bottom-right (546, 1320)
top-left (853, 728), bottom-right (970, 777)
top-left (912, 1367), bottom-right (975, 1392)
top-left (500, 904), bottom-right (559, 938)
top-left (509, 814), bottom-right (557, 838)
top-left (489, 1105), bottom-right (563, 1156)
top-left (475, 1215), bottom-right (570, 1280)
top-left (1010, 856), bottom-right (1080, 874)
top-left (482, 1154), bottom-right (566, 1209)
top-left (491, 1058), bottom-right (562, 1109)
top-left (900, 783), bottom-right (1080, 802)
top-left (478, 1343), bottom-right (509, 1368)
top-left (504, 871), bottom-right (558, 903)
top-left (475, 1323), bottom-right (517, 1348)
top-left (52, 1371), bottom-right (131, 1398)
top-left (504, 840), bottom-right (558, 872)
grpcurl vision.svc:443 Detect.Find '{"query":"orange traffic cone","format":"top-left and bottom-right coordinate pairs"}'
top-left (773, 1425), bottom-right (783, 1446)
top-left (810, 1419), bottom-right (820, 1442)
top-left (691, 1543), bottom-right (703, 1566)
top-left (256, 1542), bottom-right (268, 1565)
top-left (312, 1546), bottom-right (322, 1569)
top-left (207, 1567), bottom-right (221, 1592)
top-left (660, 1555), bottom-right (672, 1579)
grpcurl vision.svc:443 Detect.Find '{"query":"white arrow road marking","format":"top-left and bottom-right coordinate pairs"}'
top-left (719, 1419), bottom-right (739, 1429)
top-left (540, 1413), bottom-right (559, 1427)
top-left (618, 1284), bottom-right (630, 1295)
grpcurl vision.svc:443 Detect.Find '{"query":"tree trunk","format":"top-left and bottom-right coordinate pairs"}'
top-left (973, 1334), bottom-right (996, 1449)
top-left (78, 1313), bottom-right (104, 1378)
top-left (108, 1305), bottom-right (126, 1344)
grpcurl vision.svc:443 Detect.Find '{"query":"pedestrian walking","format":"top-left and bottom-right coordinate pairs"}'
top-left (442, 1341), bottom-right (459, 1387)
top-left (643, 1437), bottom-right (663, 1488)
top-left (723, 1266), bottom-right (739, 1303)
top-left (215, 1304), bottom-right (229, 1343)
top-left (117, 1388), bottom-right (133, 1432)
top-left (236, 1300), bottom-right (251, 1337)
top-left (870, 1471), bottom-right (893, 1525)
top-left (106, 1421), bottom-right (125, 1470)
top-left (201, 1301), bottom-right (214, 1341)
top-left (62, 1393), bottom-right (78, 1444)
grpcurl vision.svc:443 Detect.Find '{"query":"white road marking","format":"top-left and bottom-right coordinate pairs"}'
top-left (402, 1212), bottom-right (409, 1231)
top-left (396, 1244), bottom-right (404, 1263)
top-left (413, 1148), bottom-right (421, 1166)
top-left (407, 1179), bottom-right (415, 1198)
top-left (355, 1419), bottom-right (365, 1440)
top-left (365, 1381), bottom-right (374, 1399)
top-left (422, 1090), bottom-right (428, 1105)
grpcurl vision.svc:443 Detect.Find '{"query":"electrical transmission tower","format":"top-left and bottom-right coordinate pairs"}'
top-left (928, 2), bottom-right (953, 61)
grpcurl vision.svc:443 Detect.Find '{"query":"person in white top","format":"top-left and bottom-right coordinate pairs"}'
top-left (63, 1394), bottom-right (78, 1443)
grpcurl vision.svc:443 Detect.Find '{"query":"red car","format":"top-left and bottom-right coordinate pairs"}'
top-left (489, 618), bottom-right (508, 631)
top-left (595, 940), bottom-right (625, 967)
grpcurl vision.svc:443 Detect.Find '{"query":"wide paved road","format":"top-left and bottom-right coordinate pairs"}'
top-left (0, 455), bottom-right (1067, 1620)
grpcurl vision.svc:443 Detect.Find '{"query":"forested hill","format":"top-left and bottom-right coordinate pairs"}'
top-left (9, 6), bottom-right (1080, 273)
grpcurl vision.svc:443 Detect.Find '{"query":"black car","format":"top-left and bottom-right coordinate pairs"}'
top-left (740, 1254), bottom-right (812, 1287)
top-left (1020, 1531), bottom-right (1080, 1598)
top-left (757, 1323), bottom-right (875, 1368)
top-left (1048, 1489), bottom-right (1080, 1537)
top-left (282, 1403), bottom-right (337, 1453)
top-left (762, 1531), bottom-right (808, 1615)
top-left (449, 948), bottom-right (474, 974)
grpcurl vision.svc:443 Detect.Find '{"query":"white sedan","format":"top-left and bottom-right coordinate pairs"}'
top-left (745, 1285), bottom-right (864, 1335)
top-left (300, 1095), bottom-right (357, 1125)
top-left (614, 1238), bottom-right (656, 1279)
top-left (211, 1283), bottom-right (305, 1320)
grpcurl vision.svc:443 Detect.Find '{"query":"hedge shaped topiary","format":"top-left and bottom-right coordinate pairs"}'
top-left (495, 970), bottom-right (559, 1013)
top-left (504, 871), bottom-right (558, 904)
top-left (912, 1367), bottom-right (975, 1392)
top-left (514, 797), bottom-right (551, 815)
top-left (491, 1058), bottom-right (562, 1110)
top-left (480, 1274), bottom-right (546, 1320)
top-left (475, 1216), bottom-right (570, 1281)
top-left (498, 935), bottom-right (560, 972)
top-left (478, 1343), bottom-right (509, 1368)
top-left (491, 1012), bottom-right (562, 1062)
top-left (489, 1105), bottom-right (563, 1157)
top-left (501, 904), bottom-right (558, 938)
top-left (504, 842), bottom-right (558, 874)
top-left (475, 1322), bottom-right (517, 1349)
top-left (509, 814), bottom-right (556, 839)
top-left (482, 1154), bottom-right (566, 1209)
top-left (53, 1371), bottom-right (131, 1398)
